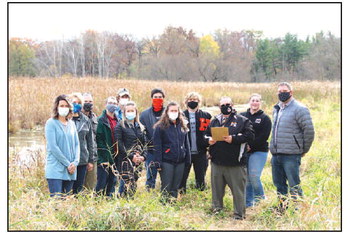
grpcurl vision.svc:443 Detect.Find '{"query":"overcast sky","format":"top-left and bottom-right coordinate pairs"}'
top-left (9, 3), bottom-right (341, 41)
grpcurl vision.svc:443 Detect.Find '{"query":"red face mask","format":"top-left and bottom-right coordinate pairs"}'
top-left (152, 98), bottom-right (163, 112)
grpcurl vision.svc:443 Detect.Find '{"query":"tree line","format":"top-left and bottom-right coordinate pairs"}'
top-left (9, 26), bottom-right (340, 82)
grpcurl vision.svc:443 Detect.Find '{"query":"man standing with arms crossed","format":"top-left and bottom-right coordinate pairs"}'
top-left (270, 82), bottom-right (315, 212)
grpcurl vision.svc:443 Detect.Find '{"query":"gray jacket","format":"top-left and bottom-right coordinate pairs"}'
top-left (270, 98), bottom-right (315, 155)
top-left (73, 112), bottom-right (94, 165)
top-left (140, 107), bottom-right (164, 152)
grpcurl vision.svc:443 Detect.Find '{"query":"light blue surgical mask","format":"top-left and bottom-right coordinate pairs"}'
top-left (125, 112), bottom-right (136, 121)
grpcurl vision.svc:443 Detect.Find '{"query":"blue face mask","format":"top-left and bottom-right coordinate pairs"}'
top-left (73, 103), bottom-right (82, 113)
top-left (125, 112), bottom-right (136, 121)
top-left (106, 104), bottom-right (118, 113)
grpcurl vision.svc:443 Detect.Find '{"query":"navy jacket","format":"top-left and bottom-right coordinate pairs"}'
top-left (153, 120), bottom-right (191, 166)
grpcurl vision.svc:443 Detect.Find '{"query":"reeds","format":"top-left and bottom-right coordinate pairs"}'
top-left (9, 77), bottom-right (340, 230)
top-left (9, 77), bottom-right (340, 133)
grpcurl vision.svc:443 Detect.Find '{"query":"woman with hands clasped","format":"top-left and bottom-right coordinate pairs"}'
top-left (45, 95), bottom-right (80, 198)
top-left (115, 101), bottom-right (147, 198)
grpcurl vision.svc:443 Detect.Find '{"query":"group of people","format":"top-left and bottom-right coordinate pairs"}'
top-left (44, 82), bottom-right (315, 220)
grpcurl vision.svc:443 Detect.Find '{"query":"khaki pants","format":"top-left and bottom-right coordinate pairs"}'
top-left (84, 162), bottom-right (97, 190)
top-left (211, 162), bottom-right (247, 219)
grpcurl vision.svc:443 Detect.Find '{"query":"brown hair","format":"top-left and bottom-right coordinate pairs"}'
top-left (52, 94), bottom-right (72, 120)
top-left (249, 93), bottom-right (262, 101)
top-left (278, 82), bottom-right (293, 91)
top-left (154, 101), bottom-right (188, 132)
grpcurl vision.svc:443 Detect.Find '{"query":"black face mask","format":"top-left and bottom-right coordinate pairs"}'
top-left (278, 92), bottom-right (291, 102)
top-left (220, 104), bottom-right (233, 115)
top-left (83, 103), bottom-right (93, 112)
top-left (187, 101), bottom-right (199, 110)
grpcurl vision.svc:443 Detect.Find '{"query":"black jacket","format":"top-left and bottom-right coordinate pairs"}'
top-left (115, 121), bottom-right (147, 172)
top-left (205, 112), bottom-right (254, 166)
top-left (183, 109), bottom-right (212, 154)
top-left (240, 109), bottom-right (272, 152)
top-left (153, 120), bottom-right (191, 166)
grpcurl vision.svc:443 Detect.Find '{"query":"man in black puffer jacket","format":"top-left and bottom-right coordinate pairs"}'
top-left (205, 96), bottom-right (254, 220)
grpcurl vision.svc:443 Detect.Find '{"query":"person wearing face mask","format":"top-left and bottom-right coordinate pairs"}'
top-left (270, 82), bottom-right (314, 213)
top-left (45, 95), bottom-right (80, 197)
top-left (115, 101), bottom-right (147, 197)
top-left (205, 96), bottom-right (254, 220)
top-left (140, 88), bottom-right (166, 190)
top-left (81, 93), bottom-right (98, 190)
top-left (116, 88), bottom-right (131, 120)
top-left (240, 94), bottom-right (272, 208)
top-left (95, 96), bottom-right (119, 197)
top-left (179, 92), bottom-right (212, 193)
top-left (153, 102), bottom-right (191, 203)
top-left (69, 93), bottom-right (94, 195)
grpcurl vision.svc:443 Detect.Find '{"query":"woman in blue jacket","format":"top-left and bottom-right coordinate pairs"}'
top-left (153, 102), bottom-right (191, 202)
top-left (45, 95), bottom-right (80, 197)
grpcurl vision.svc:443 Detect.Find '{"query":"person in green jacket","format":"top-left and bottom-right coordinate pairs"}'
top-left (95, 96), bottom-right (119, 196)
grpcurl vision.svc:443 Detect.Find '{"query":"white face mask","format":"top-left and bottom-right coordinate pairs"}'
top-left (119, 98), bottom-right (129, 105)
top-left (58, 107), bottom-right (69, 117)
top-left (168, 112), bottom-right (178, 121)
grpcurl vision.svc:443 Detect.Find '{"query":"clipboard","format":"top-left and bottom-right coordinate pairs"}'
top-left (211, 127), bottom-right (229, 141)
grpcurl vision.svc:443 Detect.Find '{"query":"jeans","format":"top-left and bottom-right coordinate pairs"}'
top-left (95, 164), bottom-right (117, 196)
top-left (47, 179), bottom-right (74, 197)
top-left (246, 151), bottom-right (268, 207)
top-left (159, 162), bottom-right (185, 199)
top-left (271, 154), bottom-right (303, 199)
top-left (180, 152), bottom-right (208, 192)
top-left (145, 152), bottom-right (158, 189)
top-left (73, 165), bottom-right (87, 194)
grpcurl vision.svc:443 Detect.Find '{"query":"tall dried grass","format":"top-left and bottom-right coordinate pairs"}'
top-left (9, 77), bottom-right (340, 133)
top-left (8, 77), bottom-right (341, 230)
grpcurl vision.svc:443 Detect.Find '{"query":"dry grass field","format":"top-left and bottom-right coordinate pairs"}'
top-left (8, 77), bottom-right (341, 230)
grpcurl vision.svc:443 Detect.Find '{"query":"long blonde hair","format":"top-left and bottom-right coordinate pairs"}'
top-left (120, 101), bottom-right (144, 131)
top-left (154, 101), bottom-right (188, 132)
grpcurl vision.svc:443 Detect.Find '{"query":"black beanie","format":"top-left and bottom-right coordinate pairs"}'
top-left (151, 88), bottom-right (165, 98)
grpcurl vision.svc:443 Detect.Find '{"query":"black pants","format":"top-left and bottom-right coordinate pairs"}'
top-left (179, 152), bottom-right (208, 192)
